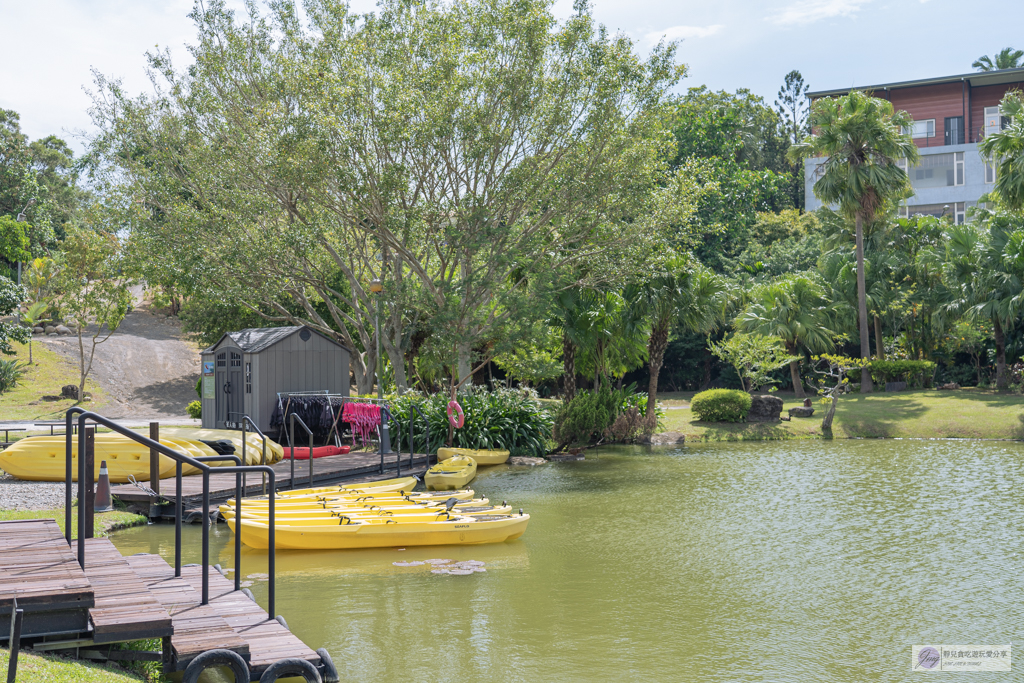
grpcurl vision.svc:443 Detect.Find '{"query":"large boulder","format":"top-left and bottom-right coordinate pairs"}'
top-left (61, 385), bottom-right (80, 400)
top-left (788, 406), bottom-right (815, 418)
top-left (55, 325), bottom-right (72, 335)
top-left (747, 394), bottom-right (783, 422)
top-left (44, 325), bottom-right (56, 334)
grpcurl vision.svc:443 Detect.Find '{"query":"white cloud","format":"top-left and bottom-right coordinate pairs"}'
top-left (768, 0), bottom-right (870, 25)
top-left (645, 24), bottom-right (724, 43)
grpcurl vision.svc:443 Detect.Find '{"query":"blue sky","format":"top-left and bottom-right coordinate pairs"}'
top-left (2, 0), bottom-right (1023, 149)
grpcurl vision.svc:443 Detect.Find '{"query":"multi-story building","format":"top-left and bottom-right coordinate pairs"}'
top-left (803, 67), bottom-right (1024, 222)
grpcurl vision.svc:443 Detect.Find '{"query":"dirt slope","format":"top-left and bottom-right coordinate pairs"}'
top-left (41, 295), bottom-right (201, 421)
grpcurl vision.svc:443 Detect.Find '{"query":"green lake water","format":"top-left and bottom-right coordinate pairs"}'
top-left (110, 440), bottom-right (1024, 682)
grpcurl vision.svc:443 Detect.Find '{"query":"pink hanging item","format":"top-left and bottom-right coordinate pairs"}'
top-left (341, 402), bottom-right (382, 446)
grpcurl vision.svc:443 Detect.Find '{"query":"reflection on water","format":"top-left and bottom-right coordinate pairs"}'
top-left (111, 440), bottom-right (1024, 682)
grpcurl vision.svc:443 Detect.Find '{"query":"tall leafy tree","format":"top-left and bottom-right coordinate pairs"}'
top-left (775, 70), bottom-right (810, 146)
top-left (973, 48), bottom-right (1024, 72)
top-left (626, 255), bottom-right (726, 426)
top-left (789, 91), bottom-right (917, 392)
top-left (736, 274), bottom-right (834, 397)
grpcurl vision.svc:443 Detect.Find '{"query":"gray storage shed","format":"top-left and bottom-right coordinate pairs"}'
top-left (200, 326), bottom-right (351, 432)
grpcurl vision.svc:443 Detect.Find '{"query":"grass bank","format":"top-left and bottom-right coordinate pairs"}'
top-left (0, 508), bottom-right (147, 537)
top-left (0, 340), bottom-right (109, 421)
top-left (0, 648), bottom-right (146, 683)
top-left (659, 388), bottom-right (1024, 441)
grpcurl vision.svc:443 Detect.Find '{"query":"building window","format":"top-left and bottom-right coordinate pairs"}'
top-left (230, 352), bottom-right (241, 368)
top-left (245, 362), bottom-right (252, 394)
top-left (902, 203), bottom-right (961, 222)
top-left (904, 119), bottom-right (935, 139)
top-left (216, 352), bottom-right (226, 367)
top-left (906, 153), bottom-right (960, 189)
top-left (985, 159), bottom-right (997, 184)
top-left (954, 202), bottom-right (966, 225)
top-left (984, 106), bottom-right (1009, 137)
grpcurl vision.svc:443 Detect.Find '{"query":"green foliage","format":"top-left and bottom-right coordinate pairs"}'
top-left (0, 275), bottom-right (30, 355)
top-left (869, 360), bottom-right (936, 385)
top-left (709, 333), bottom-right (797, 392)
top-left (0, 357), bottom-right (27, 394)
top-left (973, 48), bottom-right (1024, 72)
top-left (186, 400), bottom-right (202, 419)
top-left (690, 389), bottom-right (752, 423)
top-left (493, 331), bottom-right (563, 386)
top-left (390, 389), bottom-right (553, 457)
top-left (552, 388), bottom-right (619, 446)
top-left (0, 214), bottom-right (30, 263)
top-left (979, 90), bottom-right (1024, 210)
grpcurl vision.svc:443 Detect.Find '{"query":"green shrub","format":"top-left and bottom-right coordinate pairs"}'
top-left (186, 400), bottom-right (202, 419)
top-left (869, 360), bottom-right (936, 387)
top-left (389, 388), bottom-right (553, 457)
top-left (0, 358), bottom-right (27, 394)
top-left (552, 388), bottom-right (618, 447)
top-left (690, 389), bottom-right (752, 422)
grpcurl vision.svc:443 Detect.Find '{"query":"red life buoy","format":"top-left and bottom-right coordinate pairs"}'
top-left (447, 400), bottom-right (465, 428)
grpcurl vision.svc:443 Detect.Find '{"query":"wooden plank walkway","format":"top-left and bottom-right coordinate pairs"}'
top-left (0, 519), bottom-right (93, 639)
top-left (83, 538), bottom-right (173, 644)
top-left (126, 554), bottom-right (249, 671)
top-left (111, 448), bottom-right (429, 506)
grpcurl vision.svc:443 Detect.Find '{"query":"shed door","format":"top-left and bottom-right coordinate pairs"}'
top-left (216, 350), bottom-right (245, 428)
top-left (215, 352), bottom-right (228, 427)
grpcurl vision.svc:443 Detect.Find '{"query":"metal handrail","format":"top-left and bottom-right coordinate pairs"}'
top-left (64, 410), bottom-right (278, 618)
top-left (239, 415), bottom-right (268, 494)
top-left (288, 414), bottom-right (314, 489)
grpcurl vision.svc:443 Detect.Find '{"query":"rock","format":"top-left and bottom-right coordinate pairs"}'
top-left (884, 381), bottom-right (908, 392)
top-left (508, 456), bottom-right (546, 466)
top-left (32, 326), bottom-right (43, 334)
top-left (780, 415), bottom-right (791, 421)
top-left (937, 382), bottom-right (960, 390)
top-left (61, 385), bottom-right (81, 400)
top-left (747, 394), bottom-right (783, 422)
top-left (643, 431), bottom-right (686, 445)
top-left (41, 395), bottom-right (62, 402)
top-left (47, 333), bottom-right (57, 337)
top-left (44, 325), bottom-right (56, 334)
top-left (55, 325), bottom-right (72, 335)
top-left (788, 406), bottom-right (815, 418)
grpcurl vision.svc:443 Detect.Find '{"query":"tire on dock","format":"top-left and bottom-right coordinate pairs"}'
top-left (259, 657), bottom-right (323, 683)
top-left (182, 648), bottom-right (250, 683)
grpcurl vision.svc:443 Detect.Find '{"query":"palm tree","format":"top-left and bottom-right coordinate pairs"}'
top-left (973, 48), bottom-right (1024, 72)
top-left (626, 255), bottom-right (727, 427)
top-left (979, 90), bottom-right (1024, 209)
top-left (943, 216), bottom-right (1024, 389)
top-left (736, 274), bottom-right (835, 398)
top-left (788, 91), bottom-right (918, 392)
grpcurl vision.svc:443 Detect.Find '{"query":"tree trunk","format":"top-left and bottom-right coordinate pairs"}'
top-left (994, 316), bottom-right (1007, 390)
top-left (352, 354), bottom-right (374, 395)
top-left (821, 393), bottom-right (837, 432)
top-left (874, 315), bottom-right (884, 361)
top-left (383, 343), bottom-right (408, 393)
top-left (855, 212), bottom-right (873, 393)
top-left (562, 332), bottom-right (576, 401)
top-left (789, 359), bottom-right (805, 398)
top-left (646, 316), bottom-right (670, 432)
top-left (457, 342), bottom-right (472, 386)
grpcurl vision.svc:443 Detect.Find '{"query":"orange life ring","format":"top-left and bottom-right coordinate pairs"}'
top-left (447, 400), bottom-right (465, 428)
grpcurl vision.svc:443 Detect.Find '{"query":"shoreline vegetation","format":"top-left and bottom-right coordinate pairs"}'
top-left (657, 389), bottom-right (1024, 442)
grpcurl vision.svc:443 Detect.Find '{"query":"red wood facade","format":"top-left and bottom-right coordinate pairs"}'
top-left (811, 71), bottom-right (1024, 148)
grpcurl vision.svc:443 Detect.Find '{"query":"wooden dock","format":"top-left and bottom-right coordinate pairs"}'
top-left (0, 518), bottom-right (335, 681)
top-left (110, 448), bottom-right (429, 507)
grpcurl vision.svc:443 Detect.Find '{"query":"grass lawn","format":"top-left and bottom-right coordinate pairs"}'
top-left (0, 340), bottom-right (109, 422)
top-left (660, 388), bottom-right (1024, 441)
top-left (0, 648), bottom-right (146, 683)
top-left (0, 508), bottom-right (147, 537)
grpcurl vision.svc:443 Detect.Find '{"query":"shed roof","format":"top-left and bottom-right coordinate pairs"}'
top-left (202, 326), bottom-right (350, 354)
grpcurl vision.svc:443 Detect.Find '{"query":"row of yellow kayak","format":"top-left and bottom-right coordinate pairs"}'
top-left (0, 428), bottom-right (284, 483)
top-left (221, 476), bottom-right (530, 550)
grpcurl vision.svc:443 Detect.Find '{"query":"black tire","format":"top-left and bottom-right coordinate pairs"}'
top-left (182, 648), bottom-right (249, 683)
top-left (259, 657), bottom-right (322, 683)
top-left (316, 648), bottom-right (339, 683)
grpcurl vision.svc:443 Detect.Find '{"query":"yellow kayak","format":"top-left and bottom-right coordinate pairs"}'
top-left (143, 427), bottom-right (285, 465)
top-left (227, 512), bottom-right (530, 550)
top-left (226, 505), bottom-right (514, 524)
top-left (437, 447), bottom-right (510, 465)
top-left (275, 477), bottom-right (418, 498)
top-left (0, 434), bottom-right (218, 483)
top-left (425, 455), bottom-right (476, 491)
top-left (222, 489), bottom-right (477, 509)
top-left (221, 499), bottom-right (501, 519)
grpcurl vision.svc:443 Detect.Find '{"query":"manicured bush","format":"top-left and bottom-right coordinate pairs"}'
top-left (0, 358), bottom-right (27, 394)
top-left (690, 389), bottom-right (752, 422)
top-left (186, 400), bottom-right (202, 419)
top-left (390, 388), bottom-right (553, 457)
top-left (869, 360), bottom-right (936, 387)
top-left (553, 388), bottom-right (618, 447)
